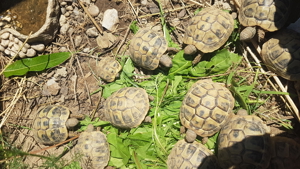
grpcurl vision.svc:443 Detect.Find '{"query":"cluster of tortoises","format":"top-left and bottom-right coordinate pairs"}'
top-left (30, 0), bottom-right (300, 168)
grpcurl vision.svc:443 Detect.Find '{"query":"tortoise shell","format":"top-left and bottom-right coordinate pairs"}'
top-left (129, 28), bottom-right (168, 70)
top-left (217, 112), bottom-right (271, 169)
top-left (75, 125), bottom-right (110, 169)
top-left (261, 29), bottom-right (300, 81)
top-left (32, 105), bottom-right (70, 145)
top-left (239, 0), bottom-right (291, 32)
top-left (268, 136), bottom-right (300, 169)
top-left (183, 6), bottom-right (234, 53)
top-left (104, 87), bottom-right (150, 128)
top-left (167, 139), bottom-right (220, 169)
top-left (180, 79), bottom-right (234, 137)
top-left (96, 57), bottom-right (122, 82)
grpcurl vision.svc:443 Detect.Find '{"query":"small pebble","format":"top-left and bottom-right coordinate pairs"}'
top-left (60, 23), bottom-right (70, 34)
top-left (31, 44), bottom-right (45, 52)
top-left (8, 41), bottom-right (14, 48)
top-left (24, 43), bottom-right (30, 48)
top-left (66, 6), bottom-right (73, 11)
top-left (73, 7), bottom-right (80, 16)
top-left (9, 34), bottom-right (14, 41)
top-left (0, 45), bottom-right (4, 51)
top-left (12, 44), bottom-right (20, 52)
top-left (19, 51), bottom-right (26, 58)
top-left (59, 47), bottom-right (68, 52)
top-left (64, 11), bottom-right (71, 17)
top-left (14, 38), bottom-right (19, 43)
top-left (88, 5), bottom-right (100, 17)
top-left (4, 49), bottom-right (10, 55)
top-left (59, 15), bottom-right (67, 25)
top-left (86, 27), bottom-right (99, 37)
top-left (26, 48), bottom-right (36, 57)
top-left (2, 15), bottom-right (12, 22)
top-left (1, 39), bottom-right (9, 47)
top-left (1, 32), bottom-right (10, 39)
top-left (21, 46), bottom-right (27, 53)
top-left (60, 1), bottom-right (67, 6)
top-left (82, 48), bottom-right (90, 53)
top-left (74, 35), bottom-right (83, 47)
top-left (10, 51), bottom-right (16, 57)
top-left (61, 7), bottom-right (66, 14)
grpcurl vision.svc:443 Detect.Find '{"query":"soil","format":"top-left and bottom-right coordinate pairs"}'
top-left (1, 0), bottom-right (300, 168)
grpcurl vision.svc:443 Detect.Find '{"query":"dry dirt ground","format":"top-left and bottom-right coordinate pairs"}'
top-left (1, 0), bottom-right (300, 168)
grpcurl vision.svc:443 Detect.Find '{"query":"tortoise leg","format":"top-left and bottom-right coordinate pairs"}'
top-left (257, 27), bottom-right (266, 43)
top-left (159, 55), bottom-right (173, 67)
top-left (192, 51), bottom-right (203, 65)
top-left (240, 27), bottom-right (256, 41)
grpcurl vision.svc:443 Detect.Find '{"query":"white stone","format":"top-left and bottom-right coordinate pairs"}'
top-left (64, 11), bottom-right (71, 17)
top-left (4, 49), bottom-right (10, 55)
top-left (59, 15), bottom-right (67, 26)
top-left (8, 41), bottom-right (14, 48)
top-left (61, 1), bottom-right (67, 6)
top-left (88, 5), bottom-right (100, 17)
top-left (21, 46), bottom-right (28, 53)
top-left (83, 48), bottom-right (90, 53)
top-left (81, 0), bottom-right (91, 4)
top-left (59, 47), bottom-right (68, 52)
top-left (24, 43), bottom-right (30, 48)
top-left (9, 34), bottom-right (14, 41)
top-left (10, 51), bottom-right (16, 57)
top-left (0, 45), bottom-right (4, 51)
top-left (19, 51), bottom-right (26, 58)
top-left (102, 9), bottom-right (119, 31)
top-left (74, 35), bottom-right (83, 47)
top-left (1, 39), bottom-right (9, 47)
top-left (73, 7), bottom-right (80, 16)
top-left (31, 44), bottom-right (45, 52)
top-left (61, 7), bottom-right (66, 14)
top-left (86, 27), bottom-right (99, 37)
top-left (66, 6), bottom-right (73, 11)
top-left (0, 32), bottom-right (10, 39)
top-left (26, 48), bottom-right (36, 57)
top-left (60, 23), bottom-right (70, 34)
top-left (12, 44), bottom-right (20, 52)
top-left (14, 38), bottom-right (19, 43)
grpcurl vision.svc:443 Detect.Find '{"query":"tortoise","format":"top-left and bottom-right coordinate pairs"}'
top-left (96, 57), bottom-right (122, 82)
top-left (104, 87), bottom-right (150, 128)
top-left (183, 6), bottom-right (234, 65)
top-left (180, 79), bottom-right (235, 143)
top-left (268, 136), bottom-right (300, 169)
top-left (128, 28), bottom-right (173, 70)
top-left (261, 29), bottom-right (300, 81)
top-left (74, 124), bottom-right (110, 169)
top-left (235, 0), bottom-right (292, 41)
top-left (167, 139), bottom-right (221, 169)
top-left (217, 109), bottom-right (271, 169)
top-left (32, 105), bottom-right (83, 145)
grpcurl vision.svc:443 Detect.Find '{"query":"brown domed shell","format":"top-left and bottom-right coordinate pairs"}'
top-left (104, 87), bottom-right (150, 128)
top-left (239, 0), bottom-right (291, 32)
top-left (183, 6), bottom-right (234, 53)
top-left (261, 29), bottom-right (300, 81)
top-left (32, 105), bottom-right (70, 145)
top-left (75, 125), bottom-right (110, 169)
top-left (129, 28), bottom-right (168, 70)
top-left (268, 136), bottom-right (300, 169)
top-left (167, 139), bottom-right (220, 169)
top-left (180, 79), bottom-right (234, 137)
top-left (217, 113), bottom-right (271, 169)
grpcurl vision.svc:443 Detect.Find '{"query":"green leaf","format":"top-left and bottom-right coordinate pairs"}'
top-left (169, 50), bottom-right (192, 76)
top-left (190, 49), bottom-right (242, 77)
top-left (3, 52), bottom-right (71, 77)
top-left (130, 21), bottom-right (139, 34)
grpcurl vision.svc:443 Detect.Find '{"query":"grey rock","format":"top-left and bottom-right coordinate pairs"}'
top-left (61, 7), bottom-right (66, 14)
top-left (73, 7), bottom-right (80, 16)
top-left (86, 27), bottom-right (99, 37)
top-left (60, 23), bottom-right (70, 34)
